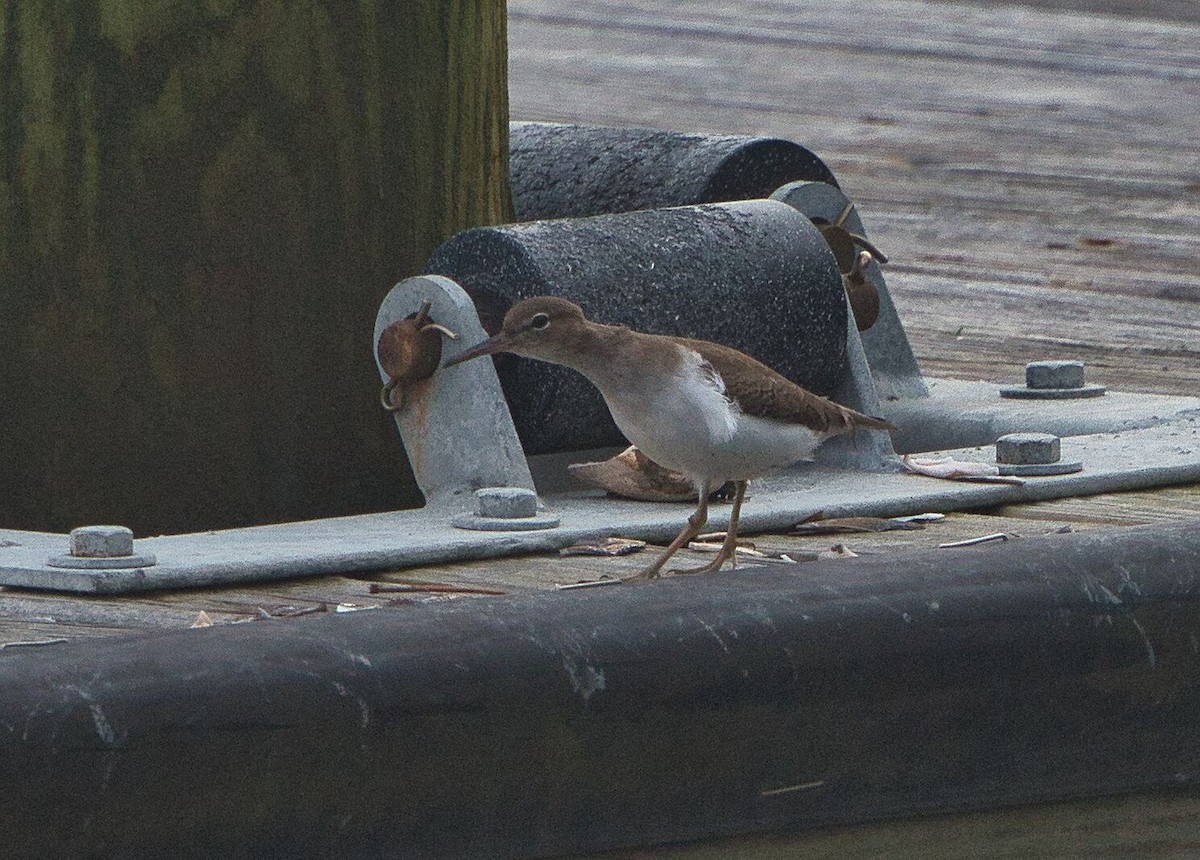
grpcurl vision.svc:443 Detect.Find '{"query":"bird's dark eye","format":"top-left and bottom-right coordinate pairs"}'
top-left (529, 313), bottom-right (550, 330)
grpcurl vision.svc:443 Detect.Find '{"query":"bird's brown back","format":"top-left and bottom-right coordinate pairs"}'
top-left (680, 337), bottom-right (896, 435)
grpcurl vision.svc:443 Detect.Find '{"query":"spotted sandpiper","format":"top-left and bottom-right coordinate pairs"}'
top-left (444, 296), bottom-right (895, 582)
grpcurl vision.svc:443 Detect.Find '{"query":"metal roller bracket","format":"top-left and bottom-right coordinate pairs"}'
top-left (772, 180), bottom-right (929, 400)
top-left (373, 276), bottom-right (535, 508)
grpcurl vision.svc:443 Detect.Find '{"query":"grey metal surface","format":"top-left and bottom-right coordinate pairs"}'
top-left (1000, 359), bottom-right (1107, 399)
top-left (1026, 360), bottom-right (1087, 390)
top-left (1, 418), bottom-right (1196, 594)
top-left (69, 525), bottom-right (135, 557)
top-left (994, 432), bottom-right (1083, 476)
top-left (1000, 383), bottom-right (1107, 399)
top-left (884, 376), bottom-right (1200, 454)
top-left (46, 525), bottom-right (157, 570)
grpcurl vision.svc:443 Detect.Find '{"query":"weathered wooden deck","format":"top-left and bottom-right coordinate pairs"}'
top-left (4, 0), bottom-right (1193, 631)
top-left (509, 0), bottom-right (1200, 396)
top-left (2, 1), bottom-right (1199, 853)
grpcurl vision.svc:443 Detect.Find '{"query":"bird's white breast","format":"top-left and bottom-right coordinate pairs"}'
top-left (598, 345), bottom-right (827, 486)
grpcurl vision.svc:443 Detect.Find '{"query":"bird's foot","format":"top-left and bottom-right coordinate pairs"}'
top-left (620, 567), bottom-right (661, 584)
top-left (668, 549), bottom-right (735, 576)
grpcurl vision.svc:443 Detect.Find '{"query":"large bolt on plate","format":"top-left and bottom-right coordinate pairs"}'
top-left (994, 432), bottom-right (1083, 476)
top-left (451, 487), bottom-right (561, 531)
top-left (1000, 360), bottom-right (1106, 400)
top-left (47, 525), bottom-right (157, 570)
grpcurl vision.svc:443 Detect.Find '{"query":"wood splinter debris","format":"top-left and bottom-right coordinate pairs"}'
top-left (687, 541), bottom-right (763, 556)
top-left (818, 544), bottom-right (859, 559)
top-left (939, 533), bottom-right (1011, 549)
top-left (556, 577), bottom-right (622, 591)
top-left (0, 637), bottom-right (69, 649)
top-left (760, 780), bottom-right (826, 796)
top-left (559, 537), bottom-right (646, 557)
top-left (690, 534), bottom-right (797, 564)
top-left (792, 514), bottom-right (927, 535)
top-left (190, 610), bottom-right (215, 628)
top-left (369, 582), bottom-right (507, 596)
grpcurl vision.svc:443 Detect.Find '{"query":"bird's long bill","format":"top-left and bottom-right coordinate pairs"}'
top-left (442, 335), bottom-right (509, 368)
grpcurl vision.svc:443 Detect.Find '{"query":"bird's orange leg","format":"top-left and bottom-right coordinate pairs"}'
top-left (623, 481), bottom-right (712, 583)
top-left (669, 480), bottom-right (748, 575)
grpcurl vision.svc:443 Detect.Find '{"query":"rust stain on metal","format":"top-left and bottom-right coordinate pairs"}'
top-left (378, 300), bottom-right (458, 412)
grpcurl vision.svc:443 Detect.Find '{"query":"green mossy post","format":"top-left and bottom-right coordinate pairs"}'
top-left (0, 1), bottom-right (513, 533)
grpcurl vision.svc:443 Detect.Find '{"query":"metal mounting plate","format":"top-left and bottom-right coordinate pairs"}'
top-left (0, 417), bottom-right (1196, 594)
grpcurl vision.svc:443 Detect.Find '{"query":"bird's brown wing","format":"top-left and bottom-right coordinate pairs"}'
top-left (683, 338), bottom-right (895, 435)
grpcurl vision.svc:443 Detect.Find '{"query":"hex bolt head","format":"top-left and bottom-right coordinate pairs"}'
top-left (1026, 360), bottom-right (1085, 390)
top-left (475, 487), bottom-right (539, 519)
top-left (70, 525), bottom-right (135, 558)
top-left (452, 487), bottom-right (560, 532)
top-left (995, 433), bottom-right (1061, 466)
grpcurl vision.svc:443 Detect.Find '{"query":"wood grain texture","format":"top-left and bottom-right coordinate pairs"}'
top-left (508, 0), bottom-right (1200, 395)
top-left (598, 787), bottom-right (1200, 858)
top-left (0, 0), bottom-right (513, 534)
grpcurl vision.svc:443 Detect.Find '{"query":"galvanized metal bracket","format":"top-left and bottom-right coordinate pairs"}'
top-left (1, 265), bottom-right (1197, 594)
top-left (373, 276), bottom-right (535, 509)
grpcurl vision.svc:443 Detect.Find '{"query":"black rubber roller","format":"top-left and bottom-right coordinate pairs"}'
top-left (509, 121), bottom-right (838, 221)
top-left (425, 199), bottom-right (846, 455)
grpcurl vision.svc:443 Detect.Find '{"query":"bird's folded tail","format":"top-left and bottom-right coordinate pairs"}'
top-left (829, 402), bottom-right (897, 438)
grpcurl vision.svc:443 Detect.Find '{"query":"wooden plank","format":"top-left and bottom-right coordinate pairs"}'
top-left (508, 0), bottom-right (1200, 394)
top-left (984, 484), bottom-right (1200, 524)
top-left (598, 788), bottom-right (1200, 859)
top-left (1, 483), bottom-right (1197, 644)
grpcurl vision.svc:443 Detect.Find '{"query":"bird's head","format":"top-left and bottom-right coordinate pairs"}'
top-left (443, 295), bottom-right (589, 368)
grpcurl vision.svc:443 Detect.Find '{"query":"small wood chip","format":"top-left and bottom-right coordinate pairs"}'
top-left (567, 446), bottom-right (697, 501)
top-left (271, 604), bottom-right (329, 618)
top-left (0, 637), bottom-right (69, 649)
top-left (791, 516), bottom-right (925, 535)
top-left (903, 454), bottom-right (998, 479)
top-left (735, 554), bottom-right (799, 565)
top-left (687, 542), bottom-right (764, 556)
top-left (369, 582), bottom-right (507, 595)
top-left (695, 532), bottom-right (754, 547)
top-left (190, 610), bottom-right (215, 628)
top-left (556, 577), bottom-right (623, 590)
top-left (818, 544), bottom-right (859, 559)
top-left (939, 533), bottom-right (1010, 548)
top-left (559, 537), bottom-right (646, 557)
top-left (894, 513), bottom-right (946, 523)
